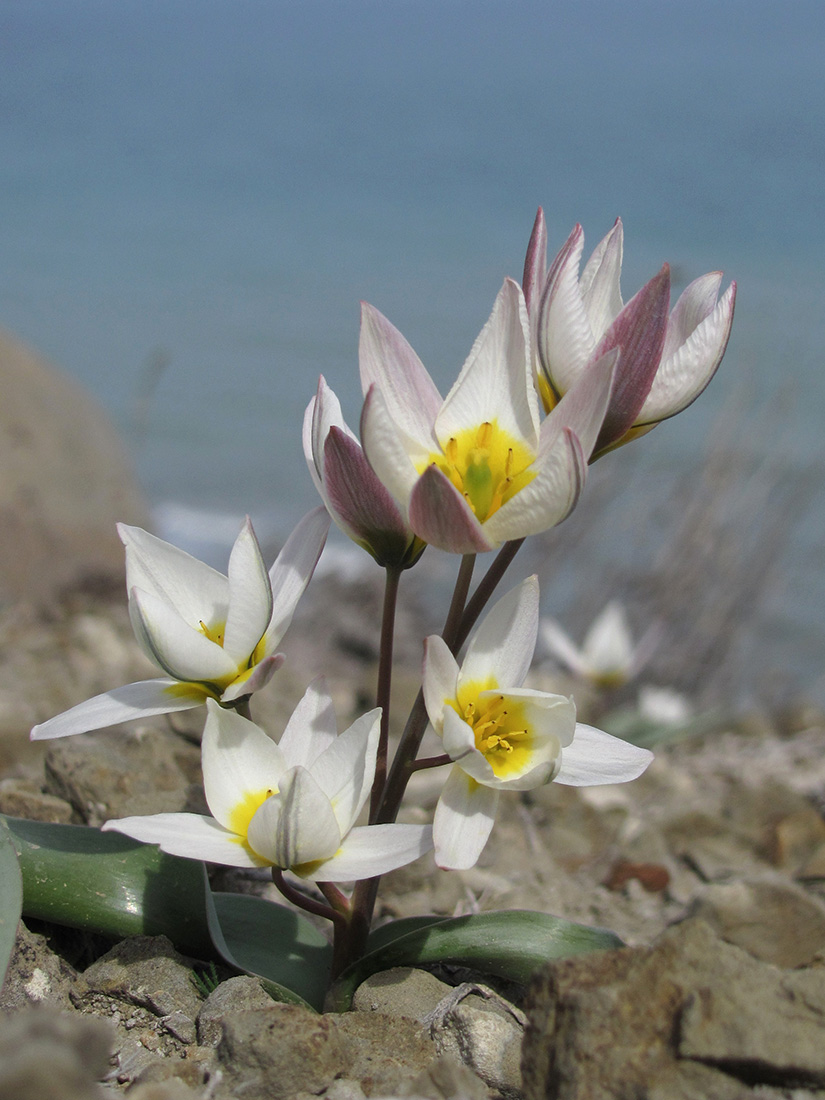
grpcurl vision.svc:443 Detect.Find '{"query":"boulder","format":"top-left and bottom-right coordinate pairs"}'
top-left (0, 328), bottom-right (149, 605)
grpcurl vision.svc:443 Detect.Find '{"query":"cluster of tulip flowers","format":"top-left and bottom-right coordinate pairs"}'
top-left (31, 210), bottom-right (736, 977)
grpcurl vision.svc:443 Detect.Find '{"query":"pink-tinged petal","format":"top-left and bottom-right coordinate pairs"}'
top-left (310, 709), bottom-right (380, 834)
top-left (408, 465), bottom-right (492, 554)
top-left (309, 823), bottom-right (433, 882)
top-left (433, 766), bottom-right (499, 870)
top-left (278, 678), bottom-right (338, 769)
top-left (30, 679), bottom-right (207, 740)
top-left (358, 301), bottom-right (442, 447)
top-left (592, 264), bottom-right (671, 452)
top-left (248, 767), bottom-right (341, 869)
top-left (540, 347), bottom-right (617, 460)
top-left (222, 519), bottom-right (273, 665)
top-left (540, 619), bottom-right (589, 678)
top-left (202, 701), bottom-right (286, 830)
top-left (437, 279), bottom-right (538, 450)
top-left (303, 377), bottom-right (361, 501)
top-left (460, 576), bottom-right (539, 689)
top-left (441, 708), bottom-right (496, 785)
top-left (129, 587), bottom-right (238, 684)
top-left (323, 427), bottom-right (414, 564)
top-left (118, 524), bottom-right (229, 631)
top-left (102, 812), bottom-right (269, 868)
top-left (661, 272), bottom-right (723, 362)
top-left (522, 207), bottom-right (547, 318)
top-left (360, 384), bottom-right (427, 511)
top-left (263, 507), bottom-right (330, 654)
top-left (422, 636), bottom-right (461, 735)
top-left (579, 218), bottom-right (624, 338)
top-left (537, 224), bottom-right (595, 398)
top-left (554, 724), bottom-right (653, 786)
top-left (219, 653), bottom-right (283, 703)
top-left (638, 280), bottom-right (736, 425)
top-left (482, 428), bottom-right (585, 546)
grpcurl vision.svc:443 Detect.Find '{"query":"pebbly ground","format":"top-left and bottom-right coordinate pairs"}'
top-left (3, 574), bottom-right (825, 1099)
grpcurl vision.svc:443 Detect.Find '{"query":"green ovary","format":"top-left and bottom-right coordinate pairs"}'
top-left (423, 421), bottom-right (536, 523)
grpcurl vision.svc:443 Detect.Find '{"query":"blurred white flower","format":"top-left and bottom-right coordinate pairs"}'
top-left (540, 601), bottom-right (659, 690)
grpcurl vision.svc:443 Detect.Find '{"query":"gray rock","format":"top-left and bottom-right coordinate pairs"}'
top-left (0, 327), bottom-right (149, 606)
top-left (522, 918), bottom-right (825, 1100)
top-left (0, 921), bottom-right (81, 1013)
top-left (352, 967), bottom-right (453, 1022)
top-left (0, 1007), bottom-right (113, 1100)
top-left (197, 975), bottom-right (276, 1046)
top-left (45, 727), bottom-right (203, 825)
top-left (0, 777), bottom-right (74, 823)
top-left (82, 935), bottom-right (202, 1021)
top-left (395, 1055), bottom-right (491, 1100)
top-left (330, 1012), bottom-right (440, 1097)
top-left (689, 876), bottom-right (825, 967)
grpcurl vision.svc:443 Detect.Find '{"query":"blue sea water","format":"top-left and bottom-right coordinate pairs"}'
top-left (1, 0), bottom-right (824, 700)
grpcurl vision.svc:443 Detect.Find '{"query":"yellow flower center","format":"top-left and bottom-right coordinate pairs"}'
top-left (421, 420), bottom-right (536, 524)
top-left (227, 787), bottom-right (276, 846)
top-left (449, 683), bottom-right (533, 778)
top-left (199, 619), bottom-right (226, 646)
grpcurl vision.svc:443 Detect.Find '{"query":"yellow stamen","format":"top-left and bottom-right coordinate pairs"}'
top-left (419, 419), bottom-right (536, 524)
top-left (449, 684), bottom-right (533, 778)
top-left (199, 619), bottom-right (226, 647)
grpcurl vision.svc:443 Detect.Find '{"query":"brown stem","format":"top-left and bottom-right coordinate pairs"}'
top-left (371, 565), bottom-right (402, 821)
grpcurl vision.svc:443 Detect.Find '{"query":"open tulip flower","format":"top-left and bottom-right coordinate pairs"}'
top-left (303, 375), bottom-right (425, 569)
top-left (524, 209), bottom-right (736, 457)
top-left (359, 280), bottom-right (617, 555)
top-left (540, 600), bottom-right (660, 690)
top-left (103, 687), bottom-right (433, 881)
top-left (31, 508), bottom-right (330, 740)
top-left (422, 577), bottom-right (654, 869)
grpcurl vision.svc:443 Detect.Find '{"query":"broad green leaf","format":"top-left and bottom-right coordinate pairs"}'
top-left (3, 814), bottom-right (213, 959)
top-left (328, 909), bottom-right (624, 1010)
top-left (207, 892), bottom-right (332, 1012)
top-left (0, 819), bottom-right (23, 990)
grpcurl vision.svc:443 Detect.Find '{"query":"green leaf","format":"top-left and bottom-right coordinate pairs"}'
top-left (3, 814), bottom-right (333, 1011)
top-left (3, 814), bottom-right (213, 959)
top-left (328, 909), bottom-right (624, 1011)
top-left (207, 892), bottom-right (332, 1012)
top-left (0, 819), bottom-right (23, 990)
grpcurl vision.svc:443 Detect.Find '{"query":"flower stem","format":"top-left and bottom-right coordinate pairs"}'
top-left (370, 564), bottom-right (402, 822)
top-left (453, 538), bottom-right (525, 651)
top-left (441, 554), bottom-right (476, 651)
top-left (271, 869), bottom-right (346, 932)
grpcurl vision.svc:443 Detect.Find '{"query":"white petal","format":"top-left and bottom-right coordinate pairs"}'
top-left (278, 678), bottom-right (338, 768)
top-left (118, 524), bottom-right (229, 630)
top-left (360, 384), bottom-right (426, 511)
top-left (660, 272), bottom-right (723, 363)
top-left (460, 576), bottom-right (539, 690)
top-left (307, 823), bottom-right (433, 882)
top-left (129, 588), bottom-right (238, 684)
top-left (202, 701), bottom-right (286, 831)
top-left (422, 636), bottom-right (461, 735)
top-left (537, 225), bottom-right (595, 396)
top-left (358, 302), bottom-right (442, 448)
top-left (582, 602), bottom-right (634, 674)
top-left (482, 428), bottom-right (585, 546)
top-left (539, 619), bottom-right (588, 677)
top-left (222, 519), bottom-right (273, 664)
top-left (30, 679), bottom-right (206, 740)
top-left (638, 281), bottom-right (735, 424)
top-left (433, 767), bottom-right (499, 870)
top-left (310, 709), bottom-right (380, 834)
top-left (436, 279), bottom-right (538, 450)
top-left (263, 507), bottom-right (330, 653)
top-left (219, 653), bottom-right (283, 702)
top-left (478, 686), bottom-right (576, 749)
top-left (554, 724), bottom-right (653, 786)
top-left (102, 812), bottom-right (268, 868)
top-left (247, 767), bottom-right (341, 868)
top-left (579, 219), bottom-right (624, 338)
top-left (539, 347), bottom-right (617, 460)
top-left (441, 708), bottom-right (496, 785)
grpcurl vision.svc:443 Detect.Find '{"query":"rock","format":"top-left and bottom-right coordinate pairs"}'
top-left (352, 967), bottom-right (453, 1022)
top-left (197, 975), bottom-right (276, 1046)
top-left (395, 1056), bottom-right (491, 1100)
top-left (522, 918), bottom-right (825, 1099)
top-left (688, 876), bottom-right (825, 967)
top-left (44, 727), bottom-right (203, 825)
top-left (0, 1007), bottom-right (113, 1100)
top-left (330, 1012), bottom-right (442, 1096)
top-left (0, 327), bottom-right (149, 606)
top-left (0, 921), bottom-right (80, 1013)
top-left (0, 777), bottom-right (74, 823)
top-left (215, 1004), bottom-right (349, 1100)
top-left (82, 935), bottom-right (202, 1021)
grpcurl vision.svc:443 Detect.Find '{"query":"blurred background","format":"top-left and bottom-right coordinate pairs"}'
top-left (0, 0), bottom-right (823, 708)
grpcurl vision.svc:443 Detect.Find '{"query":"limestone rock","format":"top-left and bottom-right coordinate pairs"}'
top-left (0, 1007), bottom-right (113, 1100)
top-left (522, 918), bottom-right (825, 1099)
top-left (0, 327), bottom-right (149, 606)
top-left (197, 975), bottom-right (276, 1046)
top-left (0, 921), bottom-right (80, 1013)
